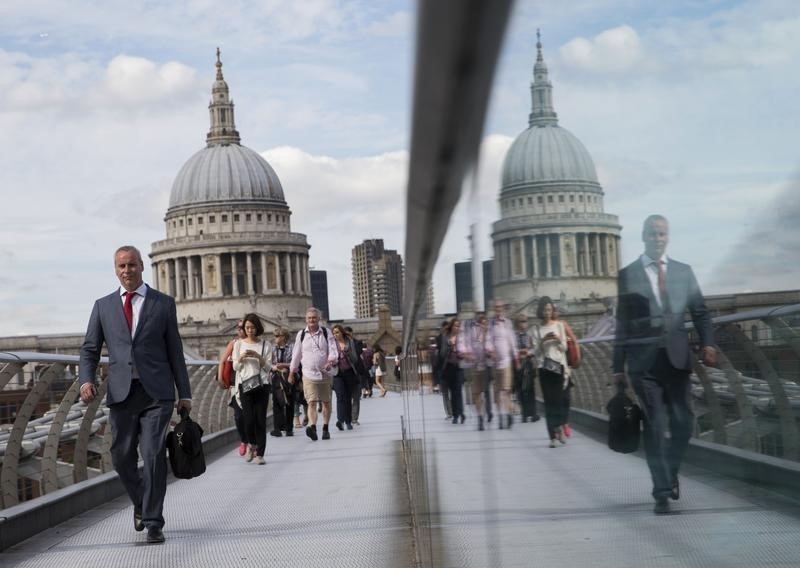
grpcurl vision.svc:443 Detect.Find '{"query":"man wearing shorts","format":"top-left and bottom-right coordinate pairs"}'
top-left (289, 307), bottom-right (338, 441)
top-left (485, 300), bottom-right (519, 430)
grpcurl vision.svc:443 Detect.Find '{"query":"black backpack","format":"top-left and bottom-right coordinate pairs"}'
top-left (166, 408), bottom-right (206, 479)
top-left (606, 388), bottom-right (642, 454)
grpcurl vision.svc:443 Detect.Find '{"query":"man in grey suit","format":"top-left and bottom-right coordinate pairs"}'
top-left (613, 215), bottom-right (716, 514)
top-left (79, 246), bottom-right (192, 543)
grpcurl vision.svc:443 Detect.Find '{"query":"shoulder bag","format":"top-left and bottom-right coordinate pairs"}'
top-left (535, 325), bottom-right (564, 376)
top-left (240, 341), bottom-right (267, 394)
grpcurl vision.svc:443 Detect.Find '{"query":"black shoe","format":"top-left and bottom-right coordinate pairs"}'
top-left (270, 430), bottom-right (283, 437)
top-left (306, 426), bottom-right (318, 441)
top-left (522, 416), bottom-right (528, 423)
top-left (335, 421), bottom-right (344, 431)
top-left (285, 430), bottom-right (294, 437)
top-left (507, 415), bottom-right (513, 429)
top-left (487, 412), bottom-right (493, 423)
top-left (477, 416), bottom-right (484, 431)
top-left (322, 426), bottom-right (330, 440)
top-left (531, 415), bottom-right (541, 422)
top-left (146, 526), bottom-right (165, 544)
top-left (134, 506), bottom-right (144, 532)
top-left (460, 414), bottom-right (465, 424)
top-left (452, 416), bottom-right (458, 424)
top-left (346, 423), bottom-right (353, 430)
top-left (671, 480), bottom-right (680, 501)
top-left (654, 496), bottom-right (671, 514)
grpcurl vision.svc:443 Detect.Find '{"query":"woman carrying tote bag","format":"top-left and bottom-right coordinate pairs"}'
top-left (533, 297), bottom-right (570, 449)
top-left (233, 313), bottom-right (272, 465)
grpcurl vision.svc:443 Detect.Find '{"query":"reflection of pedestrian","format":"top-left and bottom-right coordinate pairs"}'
top-left (485, 300), bottom-right (519, 430)
top-left (433, 321), bottom-right (451, 417)
top-left (532, 297), bottom-right (569, 448)
top-left (613, 215), bottom-right (716, 514)
top-left (79, 245), bottom-right (191, 544)
top-left (373, 345), bottom-right (388, 397)
top-left (438, 318), bottom-right (466, 424)
top-left (514, 315), bottom-right (540, 423)
top-left (464, 313), bottom-right (490, 430)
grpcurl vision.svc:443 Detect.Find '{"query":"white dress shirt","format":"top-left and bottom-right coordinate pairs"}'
top-left (485, 317), bottom-right (518, 369)
top-left (640, 253), bottom-right (669, 310)
top-left (118, 282), bottom-right (148, 337)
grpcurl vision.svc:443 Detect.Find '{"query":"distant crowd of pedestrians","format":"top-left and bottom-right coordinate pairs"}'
top-left (217, 307), bottom-right (397, 461)
top-left (430, 297), bottom-right (579, 446)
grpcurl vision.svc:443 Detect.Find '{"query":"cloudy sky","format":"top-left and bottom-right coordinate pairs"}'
top-left (1, 0), bottom-right (798, 336)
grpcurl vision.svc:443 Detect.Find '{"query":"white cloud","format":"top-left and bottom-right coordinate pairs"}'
top-left (559, 25), bottom-right (648, 74)
top-left (101, 55), bottom-right (199, 106)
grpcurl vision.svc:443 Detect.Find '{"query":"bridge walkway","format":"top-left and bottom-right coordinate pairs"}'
top-left (4, 393), bottom-right (800, 567)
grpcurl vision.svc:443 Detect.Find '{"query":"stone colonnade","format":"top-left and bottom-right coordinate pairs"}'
top-left (494, 232), bottom-right (620, 282)
top-left (152, 250), bottom-right (310, 300)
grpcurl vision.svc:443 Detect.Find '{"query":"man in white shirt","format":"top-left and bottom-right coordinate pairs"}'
top-left (485, 300), bottom-right (520, 430)
top-left (289, 307), bottom-right (338, 441)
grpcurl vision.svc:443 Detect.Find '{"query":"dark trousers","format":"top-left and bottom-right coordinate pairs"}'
top-left (540, 368), bottom-right (566, 439)
top-left (630, 349), bottom-right (693, 498)
top-left (229, 395), bottom-right (246, 443)
top-left (351, 376), bottom-right (362, 421)
top-left (240, 386), bottom-right (269, 457)
top-left (517, 359), bottom-right (538, 419)
top-left (444, 364), bottom-right (464, 419)
top-left (271, 375), bottom-right (295, 433)
top-left (333, 368), bottom-right (359, 425)
top-left (562, 383), bottom-right (572, 423)
top-left (108, 382), bottom-right (174, 529)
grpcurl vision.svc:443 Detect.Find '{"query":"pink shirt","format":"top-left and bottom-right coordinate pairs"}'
top-left (485, 317), bottom-right (518, 369)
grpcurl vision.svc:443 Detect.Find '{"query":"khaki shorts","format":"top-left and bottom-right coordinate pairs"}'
top-left (302, 377), bottom-right (332, 403)
top-left (492, 366), bottom-right (513, 394)
top-left (469, 368), bottom-right (488, 396)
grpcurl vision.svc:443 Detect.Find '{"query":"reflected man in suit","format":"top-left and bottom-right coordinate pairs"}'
top-left (613, 215), bottom-right (716, 514)
top-left (79, 246), bottom-right (192, 543)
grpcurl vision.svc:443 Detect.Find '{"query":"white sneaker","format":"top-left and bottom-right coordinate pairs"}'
top-left (256, 456), bottom-right (266, 465)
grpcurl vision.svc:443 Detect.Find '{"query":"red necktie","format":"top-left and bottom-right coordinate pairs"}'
top-left (657, 260), bottom-right (670, 312)
top-left (123, 291), bottom-right (136, 332)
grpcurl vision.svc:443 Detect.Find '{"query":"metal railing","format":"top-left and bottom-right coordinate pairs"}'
top-left (568, 303), bottom-right (800, 461)
top-left (0, 352), bottom-right (230, 509)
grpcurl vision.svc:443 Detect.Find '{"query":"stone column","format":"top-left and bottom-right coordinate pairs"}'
top-left (582, 234), bottom-right (590, 276)
top-left (246, 252), bottom-right (254, 295)
top-left (231, 253), bottom-right (240, 296)
top-left (285, 253), bottom-right (294, 294)
top-left (199, 255), bottom-right (207, 298)
top-left (164, 259), bottom-right (174, 297)
top-left (215, 254), bottom-right (223, 296)
top-left (187, 256), bottom-right (196, 299)
top-left (594, 233), bottom-right (602, 276)
top-left (174, 258), bottom-right (183, 300)
top-left (293, 254), bottom-right (301, 294)
top-left (531, 236), bottom-right (538, 277)
top-left (151, 263), bottom-right (159, 291)
top-left (599, 234), bottom-right (608, 275)
top-left (274, 253), bottom-right (282, 293)
top-left (304, 256), bottom-right (311, 294)
top-left (544, 235), bottom-right (551, 278)
top-left (261, 252), bottom-right (269, 292)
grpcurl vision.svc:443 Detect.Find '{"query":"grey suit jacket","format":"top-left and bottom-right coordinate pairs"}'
top-left (612, 258), bottom-right (714, 375)
top-left (79, 285), bottom-right (191, 405)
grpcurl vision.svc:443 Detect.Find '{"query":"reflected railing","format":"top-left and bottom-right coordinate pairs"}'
top-left (0, 353), bottom-right (229, 509)
top-left (569, 303), bottom-right (800, 461)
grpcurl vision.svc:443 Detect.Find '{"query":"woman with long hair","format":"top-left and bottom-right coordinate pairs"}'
top-left (232, 313), bottom-right (272, 464)
top-left (532, 297), bottom-right (570, 448)
top-left (439, 317), bottom-right (466, 424)
top-left (372, 345), bottom-right (388, 397)
top-left (218, 320), bottom-right (248, 455)
top-left (331, 324), bottom-right (365, 430)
